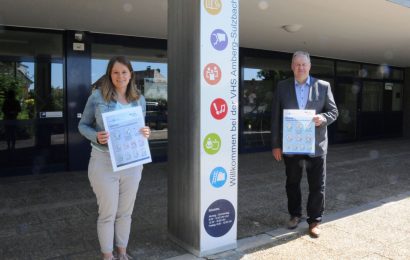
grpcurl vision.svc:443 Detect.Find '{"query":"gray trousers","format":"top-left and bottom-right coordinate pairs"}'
top-left (88, 148), bottom-right (143, 253)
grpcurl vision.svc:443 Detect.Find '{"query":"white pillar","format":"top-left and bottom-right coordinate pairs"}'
top-left (168, 0), bottom-right (239, 256)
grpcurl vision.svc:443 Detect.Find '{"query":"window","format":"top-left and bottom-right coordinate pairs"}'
top-left (390, 83), bottom-right (403, 111)
top-left (336, 61), bottom-right (360, 77)
top-left (310, 58), bottom-right (334, 76)
top-left (390, 68), bottom-right (404, 80)
top-left (362, 64), bottom-right (384, 79)
top-left (0, 29), bottom-right (62, 58)
top-left (334, 82), bottom-right (358, 141)
top-left (242, 56), bottom-right (291, 150)
top-left (362, 82), bottom-right (383, 112)
top-left (0, 29), bottom-right (65, 175)
top-left (91, 42), bottom-right (168, 159)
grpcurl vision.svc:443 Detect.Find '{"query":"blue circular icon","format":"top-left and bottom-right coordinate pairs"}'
top-left (210, 29), bottom-right (228, 51)
top-left (204, 199), bottom-right (235, 237)
top-left (210, 167), bottom-right (227, 188)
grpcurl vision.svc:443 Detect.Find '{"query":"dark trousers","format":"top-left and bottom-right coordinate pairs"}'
top-left (283, 154), bottom-right (326, 224)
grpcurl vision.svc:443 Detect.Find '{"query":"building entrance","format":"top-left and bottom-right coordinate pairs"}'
top-left (0, 29), bottom-right (66, 176)
top-left (0, 59), bottom-right (66, 176)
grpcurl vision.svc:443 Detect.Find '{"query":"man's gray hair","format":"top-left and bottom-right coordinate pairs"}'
top-left (292, 51), bottom-right (311, 63)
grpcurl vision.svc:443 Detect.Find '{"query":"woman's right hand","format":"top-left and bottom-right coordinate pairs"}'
top-left (97, 131), bottom-right (109, 144)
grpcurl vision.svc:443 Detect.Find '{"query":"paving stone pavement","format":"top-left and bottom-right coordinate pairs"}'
top-left (0, 138), bottom-right (409, 259)
top-left (171, 192), bottom-right (410, 260)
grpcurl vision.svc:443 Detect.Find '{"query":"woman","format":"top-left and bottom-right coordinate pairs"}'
top-left (78, 56), bottom-right (150, 260)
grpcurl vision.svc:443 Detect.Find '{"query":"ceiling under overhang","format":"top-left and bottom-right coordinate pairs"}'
top-left (0, 0), bottom-right (409, 67)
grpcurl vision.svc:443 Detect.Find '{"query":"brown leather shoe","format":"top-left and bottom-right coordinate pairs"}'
top-left (309, 222), bottom-right (320, 238)
top-left (287, 216), bottom-right (301, 229)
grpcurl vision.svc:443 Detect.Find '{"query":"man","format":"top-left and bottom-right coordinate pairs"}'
top-left (271, 51), bottom-right (338, 238)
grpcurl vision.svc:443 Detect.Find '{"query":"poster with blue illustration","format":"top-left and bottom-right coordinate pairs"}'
top-left (283, 109), bottom-right (315, 155)
top-left (102, 106), bottom-right (152, 172)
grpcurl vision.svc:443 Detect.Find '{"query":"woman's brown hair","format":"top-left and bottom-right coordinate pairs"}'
top-left (99, 56), bottom-right (140, 102)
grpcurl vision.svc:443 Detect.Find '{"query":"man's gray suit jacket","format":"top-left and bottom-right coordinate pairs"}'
top-left (271, 77), bottom-right (339, 157)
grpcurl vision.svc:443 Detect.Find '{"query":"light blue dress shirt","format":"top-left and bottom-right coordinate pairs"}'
top-left (294, 76), bottom-right (311, 109)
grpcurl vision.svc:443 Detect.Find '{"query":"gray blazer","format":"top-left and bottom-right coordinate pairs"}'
top-left (271, 77), bottom-right (338, 157)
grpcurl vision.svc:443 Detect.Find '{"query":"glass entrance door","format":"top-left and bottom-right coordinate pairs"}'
top-left (334, 82), bottom-right (359, 142)
top-left (0, 29), bottom-right (65, 176)
top-left (0, 60), bottom-right (66, 176)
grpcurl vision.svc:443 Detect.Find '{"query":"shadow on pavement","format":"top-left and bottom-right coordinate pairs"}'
top-left (0, 138), bottom-right (409, 259)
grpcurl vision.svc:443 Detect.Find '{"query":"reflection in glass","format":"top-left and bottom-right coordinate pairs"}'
top-left (242, 57), bottom-right (291, 150)
top-left (336, 61), bottom-right (360, 77)
top-left (362, 82), bottom-right (383, 112)
top-left (91, 44), bottom-right (168, 159)
top-left (310, 58), bottom-right (334, 76)
top-left (0, 30), bottom-right (63, 58)
top-left (2, 87), bottom-right (21, 151)
top-left (0, 58), bottom-right (65, 175)
top-left (390, 68), bottom-right (404, 80)
top-left (91, 59), bottom-right (168, 140)
top-left (133, 64), bottom-right (168, 135)
top-left (362, 64), bottom-right (384, 79)
top-left (391, 83), bottom-right (403, 112)
top-left (1, 61), bottom-right (34, 151)
top-left (334, 83), bottom-right (358, 141)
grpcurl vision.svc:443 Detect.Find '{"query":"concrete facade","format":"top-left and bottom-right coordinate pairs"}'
top-left (167, 0), bottom-right (202, 253)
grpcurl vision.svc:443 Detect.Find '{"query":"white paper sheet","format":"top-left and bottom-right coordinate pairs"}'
top-left (102, 106), bottom-right (152, 172)
top-left (282, 109), bottom-right (315, 155)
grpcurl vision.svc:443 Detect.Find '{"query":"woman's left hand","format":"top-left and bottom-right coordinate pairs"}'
top-left (140, 126), bottom-right (151, 138)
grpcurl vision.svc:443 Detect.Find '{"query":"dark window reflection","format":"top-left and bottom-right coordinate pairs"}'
top-left (334, 82), bottom-right (358, 141)
top-left (0, 58), bottom-right (65, 175)
top-left (336, 61), bottom-right (360, 77)
top-left (362, 82), bottom-right (383, 112)
top-left (242, 57), bottom-right (291, 150)
top-left (310, 58), bottom-right (334, 76)
top-left (391, 83), bottom-right (403, 112)
top-left (134, 65), bottom-right (168, 133)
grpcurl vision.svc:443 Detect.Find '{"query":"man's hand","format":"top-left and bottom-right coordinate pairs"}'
top-left (313, 114), bottom-right (326, 126)
top-left (272, 148), bottom-right (282, 161)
